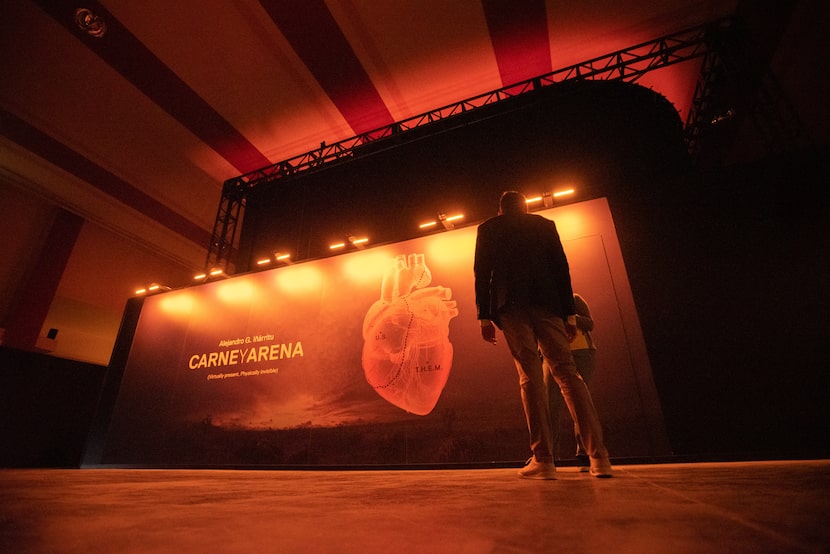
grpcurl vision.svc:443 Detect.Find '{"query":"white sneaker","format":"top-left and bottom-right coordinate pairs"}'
top-left (589, 457), bottom-right (613, 478)
top-left (518, 457), bottom-right (557, 480)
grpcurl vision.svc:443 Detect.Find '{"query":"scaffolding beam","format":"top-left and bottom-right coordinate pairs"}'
top-left (207, 17), bottom-right (733, 272)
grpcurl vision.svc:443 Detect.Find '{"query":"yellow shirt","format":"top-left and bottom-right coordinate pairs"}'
top-left (570, 328), bottom-right (590, 350)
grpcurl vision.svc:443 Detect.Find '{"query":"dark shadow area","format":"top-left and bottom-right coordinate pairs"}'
top-left (610, 145), bottom-right (829, 460)
top-left (0, 346), bottom-right (106, 467)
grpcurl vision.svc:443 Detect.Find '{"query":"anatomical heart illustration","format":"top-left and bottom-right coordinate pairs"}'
top-left (361, 253), bottom-right (459, 415)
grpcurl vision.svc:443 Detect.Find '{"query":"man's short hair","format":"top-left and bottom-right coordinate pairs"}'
top-left (499, 191), bottom-right (527, 215)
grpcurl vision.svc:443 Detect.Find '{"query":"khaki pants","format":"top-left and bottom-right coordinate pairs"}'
top-left (499, 305), bottom-right (608, 462)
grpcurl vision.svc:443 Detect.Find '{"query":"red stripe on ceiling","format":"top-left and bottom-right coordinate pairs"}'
top-left (482, 0), bottom-right (552, 86)
top-left (259, 0), bottom-right (395, 135)
top-left (1, 109), bottom-right (212, 249)
top-left (33, 0), bottom-right (270, 174)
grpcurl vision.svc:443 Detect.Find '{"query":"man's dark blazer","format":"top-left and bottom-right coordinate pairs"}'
top-left (474, 212), bottom-right (575, 328)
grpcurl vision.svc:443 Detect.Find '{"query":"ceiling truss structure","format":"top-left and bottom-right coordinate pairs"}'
top-left (207, 17), bottom-right (736, 273)
top-left (683, 17), bottom-right (811, 162)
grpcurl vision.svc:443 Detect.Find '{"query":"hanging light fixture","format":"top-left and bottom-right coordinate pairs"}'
top-left (74, 8), bottom-right (107, 38)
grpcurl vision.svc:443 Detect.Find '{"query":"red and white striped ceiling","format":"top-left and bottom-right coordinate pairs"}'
top-left (0, 0), bottom-right (736, 266)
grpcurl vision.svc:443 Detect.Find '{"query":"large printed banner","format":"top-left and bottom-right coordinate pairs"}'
top-left (99, 199), bottom-right (669, 466)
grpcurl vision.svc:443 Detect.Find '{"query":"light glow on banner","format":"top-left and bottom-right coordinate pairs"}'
top-left (552, 210), bottom-right (589, 240)
top-left (342, 251), bottom-right (393, 283)
top-left (425, 229), bottom-right (477, 266)
top-left (275, 264), bottom-right (324, 292)
top-left (216, 279), bottom-right (258, 303)
top-left (158, 292), bottom-right (195, 317)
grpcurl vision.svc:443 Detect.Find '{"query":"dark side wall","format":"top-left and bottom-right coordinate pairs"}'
top-left (0, 346), bottom-right (106, 467)
top-left (607, 145), bottom-right (829, 460)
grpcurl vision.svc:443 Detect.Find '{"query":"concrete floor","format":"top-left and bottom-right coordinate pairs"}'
top-left (1, 460), bottom-right (827, 553)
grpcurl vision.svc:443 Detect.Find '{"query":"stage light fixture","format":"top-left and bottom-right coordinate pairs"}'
top-left (135, 282), bottom-right (171, 296)
top-left (194, 268), bottom-right (227, 282)
top-left (711, 108), bottom-right (735, 124)
top-left (74, 8), bottom-right (106, 38)
top-left (420, 210), bottom-right (464, 232)
top-left (526, 188), bottom-right (575, 211)
top-left (438, 212), bottom-right (464, 230)
top-left (348, 234), bottom-right (369, 250)
top-left (525, 194), bottom-right (554, 208)
top-left (256, 258), bottom-right (272, 266)
top-left (330, 235), bottom-right (369, 251)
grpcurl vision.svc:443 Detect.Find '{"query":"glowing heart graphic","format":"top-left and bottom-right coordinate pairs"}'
top-left (361, 253), bottom-right (458, 415)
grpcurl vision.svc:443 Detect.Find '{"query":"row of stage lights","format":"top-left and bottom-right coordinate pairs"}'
top-left (134, 188), bottom-right (575, 295)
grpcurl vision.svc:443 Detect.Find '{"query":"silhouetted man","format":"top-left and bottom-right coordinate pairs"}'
top-left (473, 191), bottom-right (612, 479)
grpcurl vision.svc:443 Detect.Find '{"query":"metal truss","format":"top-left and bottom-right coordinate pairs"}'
top-left (207, 17), bottom-right (733, 272)
top-left (682, 15), bottom-right (811, 164)
top-left (204, 180), bottom-right (246, 274)
top-left (683, 38), bottom-right (730, 159)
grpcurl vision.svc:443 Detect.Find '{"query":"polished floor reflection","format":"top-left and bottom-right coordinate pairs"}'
top-left (1, 460), bottom-right (827, 553)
